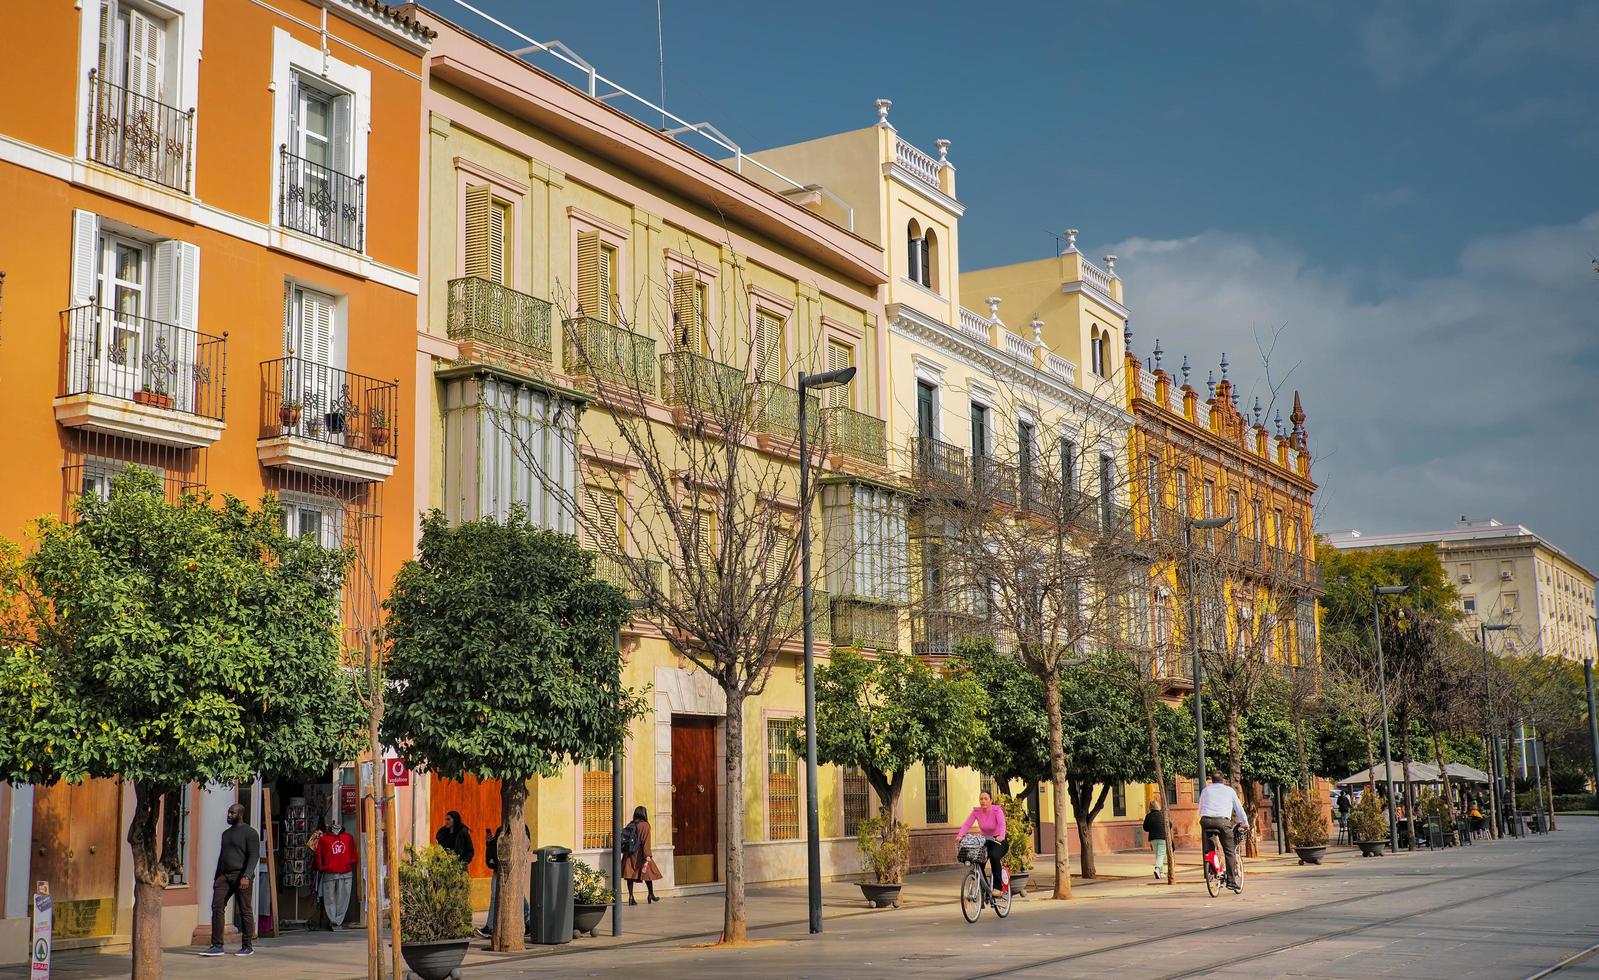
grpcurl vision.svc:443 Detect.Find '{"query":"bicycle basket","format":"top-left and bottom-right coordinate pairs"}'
top-left (957, 833), bottom-right (987, 864)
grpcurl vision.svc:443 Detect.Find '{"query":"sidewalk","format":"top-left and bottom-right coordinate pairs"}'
top-left (0, 843), bottom-right (1353, 979)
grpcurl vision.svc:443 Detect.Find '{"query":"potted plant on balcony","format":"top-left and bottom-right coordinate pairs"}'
top-left (570, 859), bottom-right (612, 938)
top-left (856, 810), bottom-right (910, 908)
top-left (325, 384), bottom-right (353, 436)
top-left (368, 407), bottom-right (391, 448)
top-left (135, 380), bottom-right (174, 411)
top-left (279, 398), bottom-right (303, 429)
top-left (999, 794), bottom-right (1035, 896)
top-left (1287, 789), bottom-right (1329, 865)
top-left (1348, 790), bottom-right (1389, 857)
top-left (397, 844), bottom-right (474, 980)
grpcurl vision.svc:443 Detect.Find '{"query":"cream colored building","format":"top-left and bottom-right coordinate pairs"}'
top-left (1325, 519), bottom-right (1597, 661)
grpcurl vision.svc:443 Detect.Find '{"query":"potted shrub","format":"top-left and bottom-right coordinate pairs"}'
top-left (368, 407), bottom-right (392, 448)
top-left (856, 810), bottom-right (909, 908)
top-left (279, 398), bottom-right (303, 428)
top-left (134, 381), bottom-right (174, 411)
top-left (999, 795), bottom-right (1034, 896)
top-left (1348, 790), bottom-right (1388, 857)
top-left (570, 859), bottom-right (612, 938)
top-left (1287, 789), bottom-right (1329, 864)
top-left (398, 845), bottom-right (474, 980)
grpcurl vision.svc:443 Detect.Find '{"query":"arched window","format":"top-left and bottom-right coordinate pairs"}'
top-left (906, 220), bottom-right (923, 285)
top-left (921, 228), bottom-right (938, 291)
top-left (1089, 327), bottom-right (1103, 378)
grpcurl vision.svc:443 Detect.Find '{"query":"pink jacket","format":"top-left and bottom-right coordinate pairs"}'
top-left (957, 805), bottom-right (1007, 839)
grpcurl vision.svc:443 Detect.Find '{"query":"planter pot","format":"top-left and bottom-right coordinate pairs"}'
top-left (134, 391), bottom-right (174, 410)
top-left (572, 904), bottom-right (608, 938)
top-left (280, 406), bottom-right (302, 427)
top-left (399, 938), bottom-right (469, 980)
top-left (1354, 840), bottom-right (1386, 857)
top-left (370, 426), bottom-right (391, 448)
top-left (859, 882), bottom-right (902, 909)
top-left (1294, 846), bottom-right (1328, 865)
top-left (1008, 872), bottom-right (1029, 897)
top-left (325, 411), bottom-right (346, 434)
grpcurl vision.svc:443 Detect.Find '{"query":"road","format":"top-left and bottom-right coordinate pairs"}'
top-left (477, 821), bottom-right (1599, 979)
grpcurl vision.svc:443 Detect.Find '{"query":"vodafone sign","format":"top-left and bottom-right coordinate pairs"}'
top-left (385, 757), bottom-right (410, 786)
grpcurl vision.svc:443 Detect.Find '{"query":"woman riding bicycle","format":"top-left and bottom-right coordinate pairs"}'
top-left (953, 790), bottom-right (1009, 894)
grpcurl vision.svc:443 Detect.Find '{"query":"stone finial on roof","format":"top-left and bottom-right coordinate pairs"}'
top-left (1104, 255), bottom-right (1118, 276)
top-left (1031, 317), bottom-right (1044, 345)
top-left (1275, 410), bottom-right (1285, 437)
top-left (1206, 370), bottom-right (1216, 399)
top-left (1065, 228), bottom-right (1079, 251)
top-left (1291, 390), bottom-right (1306, 430)
top-left (1153, 338), bottom-right (1164, 370)
top-left (1219, 351), bottom-right (1229, 382)
top-left (936, 139), bottom-right (950, 164)
top-left (986, 296), bottom-right (1002, 322)
top-left (1253, 396), bottom-right (1263, 427)
top-left (875, 99), bottom-right (893, 126)
top-left (1122, 318), bottom-right (1132, 349)
top-left (1181, 355), bottom-right (1191, 386)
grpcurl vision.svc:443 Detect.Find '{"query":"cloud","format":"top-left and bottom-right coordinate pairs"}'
top-left (1111, 213), bottom-right (1599, 570)
top-left (1360, 0), bottom-right (1599, 84)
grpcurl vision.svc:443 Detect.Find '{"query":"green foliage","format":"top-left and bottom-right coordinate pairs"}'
top-left (855, 810), bottom-right (910, 884)
top-left (808, 647), bottom-right (988, 822)
top-left (1287, 789), bottom-right (1327, 847)
top-left (998, 795), bottom-right (1033, 874)
top-left (1059, 653), bottom-right (1166, 792)
top-left (399, 845), bottom-right (475, 942)
top-left (571, 858), bottom-right (614, 905)
top-left (1184, 690), bottom-right (1299, 786)
top-left (1417, 789), bottom-right (1451, 823)
top-left (382, 509), bottom-right (646, 782)
top-left (1551, 793), bottom-right (1598, 812)
top-left (951, 638), bottom-right (1050, 787)
top-left (1348, 789), bottom-right (1388, 842)
top-left (0, 467), bottom-right (362, 790)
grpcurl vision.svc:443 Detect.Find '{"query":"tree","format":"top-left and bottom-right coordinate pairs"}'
top-left (808, 647), bottom-right (987, 880)
top-left (382, 509), bottom-right (644, 951)
top-left (0, 468), bottom-right (363, 979)
top-left (951, 638), bottom-right (1050, 793)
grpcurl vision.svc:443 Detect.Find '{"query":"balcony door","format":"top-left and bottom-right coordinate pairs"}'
top-left (287, 72), bottom-right (353, 243)
top-left (96, 2), bottom-right (172, 182)
top-left (283, 284), bottom-right (344, 427)
top-left (95, 233), bottom-right (150, 400)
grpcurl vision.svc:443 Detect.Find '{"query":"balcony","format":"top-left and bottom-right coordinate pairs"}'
top-left (912, 609), bottom-right (986, 659)
top-left (661, 350), bottom-right (743, 417)
top-left (747, 380), bottom-right (820, 444)
top-left (821, 405), bottom-right (887, 466)
top-left (972, 457), bottom-right (1018, 507)
top-left (257, 357), bottom-right (398, 483)
top-left (1154, 646), bottom-right (1193, 689)
top-left (447, 277), bottom-right (552, 365)
top-left (563, 317), bottom-right (656, 396)
top-left (830, 597), bottom-right (900, 652)
top-left (592, 552), bottom-right (666, 605)
top-left (911, 436), bottom-right (968, 486)
top-left (54, 305), bottom-right (225, 449)
top-left (87, 71), bottom-right (194, 193)
top-left (777, 588), bottom-right (831, 643)
top-left (278, 146), bottom-right (364, 251)
top-left (1067, 490), bottom-right (1100, 530)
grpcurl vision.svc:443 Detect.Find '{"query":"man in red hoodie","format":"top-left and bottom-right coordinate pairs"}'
top-left (314, 821), bottom-right (357, 929)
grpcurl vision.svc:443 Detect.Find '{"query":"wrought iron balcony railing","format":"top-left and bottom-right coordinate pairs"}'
top-left (747, 380), bottom-right (820, 442)
top-left (261, 356), bottom-right (398, 460)
top-left (1068, 490), bottom-right (1100, 529)
top-left (661, 350), bottom-right (744, 416)
top-left (447, 277), bottom-right (553, 363)
top-left (821, 405), bottom-right (887, 465)
top-left (912, 436), bottom-right (968, 485)
top-left (972, 457), bottom-right (1018, 507)
top-left (87, 71), bottom-right (194, 193)
top-left (591, 552), bottom-right (666, 604)
top-left (911, 609), bottom-right (986, 659)
top-left (279, 146), bottom-right (364, 251)
top-left (777, 588), bottom-right (830, 642)
top-left (563, 317), bottom-right (656, 395)
top-left (62, 305), bottom-right (224, 419)
top-left (830, 597), bottom-right (900, 652)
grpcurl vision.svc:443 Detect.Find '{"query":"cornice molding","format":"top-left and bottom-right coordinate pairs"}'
top-left (1061, 280), bottom-right (1129, 319)
top-left (881, 163), bottom-right (966, 217)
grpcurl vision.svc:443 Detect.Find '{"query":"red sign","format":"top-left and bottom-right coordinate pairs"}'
top-left (340, 784), bottom-right (358, 815)
top-left (385, 757), bottom-right (409, 787)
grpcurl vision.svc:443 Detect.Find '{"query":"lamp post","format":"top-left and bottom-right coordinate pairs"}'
top-left (1371, 584), bottom-right (1408, 852)
top-left (1587, 618), bottom-right (1599, 821)
top-left (1480, 621), bottom-right (1511, 840)
top-left (1184, 514), bottom-right (1233, 783)
top-left (796, 364), bottom-right (855, 935)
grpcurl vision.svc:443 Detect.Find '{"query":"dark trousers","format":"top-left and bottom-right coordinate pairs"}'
top-left (211, 875), bottom-right (255, 947)
top-left (984, 837), bottom-right (1009, 891)
top-left (1200, 816), bottom-right (1239, 886)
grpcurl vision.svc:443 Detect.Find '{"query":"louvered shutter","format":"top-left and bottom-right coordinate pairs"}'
top-left (153, 241), bottom-right (200, 412)
top-left (97, 2), bottom-right (118, 83)
top-left (575, 231), bottom-right (604, 319)
top-left (126, 9), bottom-right (164, 102)
top-left (754, 308), bottom-right (782, 382)
top-left (694, 511), bottom-right (714, 566)
top-left (597, 245), bottom-right (614, 323)
top-left (488, 203), bottom-right (506, 284)
top-left (71, 210), bottom-right (100, 306)
top-left (765, 526), bottom-right (793, 584)
top-left (331, 93), bottom-right (352, 175)
top-left (671, 273), bottom-right (701, 352)
top-left (586, 486), bottom-right (621, 553)
top-left (296, 288), bottom-right (336, 369)
top-left (825, 338), bottom-right (853, 408)
top-left (463, 184), bottom-right (493, 279)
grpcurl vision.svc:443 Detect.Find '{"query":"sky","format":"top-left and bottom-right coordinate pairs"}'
top-left (449, 0), bottom-right (1599, 571)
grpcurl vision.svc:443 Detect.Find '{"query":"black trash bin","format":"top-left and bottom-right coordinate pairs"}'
top-left (530, 846), bottom-right (574, 945)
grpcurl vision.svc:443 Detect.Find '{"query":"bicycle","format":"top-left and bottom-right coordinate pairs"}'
top-left (956, 833), bottom-right (1011, 923)
top-left (1202, 824), bottom-right (1247, 897)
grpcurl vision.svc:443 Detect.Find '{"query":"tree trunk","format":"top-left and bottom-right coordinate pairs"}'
top-left (722, 689), bottom-right (748, 942)
top-left (364, 724), bottom-right (385, 978)
top-left (1226, 707), bottom-right (1256, 857)
top-left (1431, 730), bottom-right (1454, 815)
top-left (493, 778), bottom-right (529, 951)
top-left (1140, 689), bottom-right (1176, 884)
top-left (1363, 726), bottom-right (1378, 795)
top-left (1068, 782), bottom-right (1107, 879)
top-left (1399, 720), bottom-right (1418, 852)
top-left (1543, 758), bottom-right (1557, 831)
top-left (128, 781), bottom-right (171, 980)
top-left (1293, 717), bottom-right (1311, 790)
top-left (1043, 667), bottom-right (1071, 899)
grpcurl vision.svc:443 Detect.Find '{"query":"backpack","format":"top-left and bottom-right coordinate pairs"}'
top-left (619, 821), bottom-right (641, 856)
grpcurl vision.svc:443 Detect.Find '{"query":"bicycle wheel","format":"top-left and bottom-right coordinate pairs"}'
top-left (960, 866), bottom-right (983, 923)
top-left (993, 877), bottom-right (1013, 918)
top-left (1203, 852), bottom-right (1221, 897)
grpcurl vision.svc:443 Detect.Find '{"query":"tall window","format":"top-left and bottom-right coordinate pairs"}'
top-left (584, 485), bottom-right (624, 554)
top-left (754, 307), bottom-right (784, 382)
top-left (577, 232), bottom-right (618, 323)
top-left (824, 338), bottom-right (855, 408)
top-left (441, 377), bottom-right (576, 531)
top-left (1017, 421), bottom-right (1035, 497)
top-left (916, 381), bottom-right (936, 442)
top-left (970, 403), bottom-right (989, 458)
top-left (463, 184), bottom-right (511, 284)
top-left (284, 283), bottom-right (340, 369)
top-left (1061, 438), bottom-right (1078, 490)
top-left (164, 790), bottom-right (191, 885)
top-left (906, 221), bottom-right (924, 284)
top-left (1112, 783), bottom-right (1126, 817)
top-left (1202, 480), bottom-right (1217, 547)
top-left (1146, 458), bottom-right (1162, 532)
top-left (1175, 470), bottom-right (1189, 517)
top-left (1090, 329), bottom-right (1103, 379)
top-left (925, 765), bottom-right (948, 824)
top-left (921, 229), bottom-right (939, 291)
top-left (842, 766), bottom-right (870, 836)
top-left (581, 758), bottom-right (613, 849)
top-left (1098, 454), bottom-right (1116, 530)
top-left (767, 718), bottom-right (800, 841)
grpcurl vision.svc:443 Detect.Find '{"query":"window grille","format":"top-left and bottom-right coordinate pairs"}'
top-left (766, 719), bottom-right (800, 841)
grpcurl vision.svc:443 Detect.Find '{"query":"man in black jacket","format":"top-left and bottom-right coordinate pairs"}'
top-left (201, 803), bottom-right (260, 957)
top-left (1143, 799), bottom-right (1169, 880)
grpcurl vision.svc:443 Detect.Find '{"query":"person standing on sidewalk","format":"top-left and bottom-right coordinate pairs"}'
top-left (435, 811), bottom-right (475, 867)
top-left (314, 821), bottom-right (357, 930)
top-left (202, 804), bottom-right (260, 957)
top-left (1143, 799), bottom-right (1169, 879)
top-left (620, 806), bottom-right (663, 905)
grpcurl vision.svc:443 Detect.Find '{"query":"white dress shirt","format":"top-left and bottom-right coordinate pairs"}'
top-left (1197, 782), bottom-right (1249, 823)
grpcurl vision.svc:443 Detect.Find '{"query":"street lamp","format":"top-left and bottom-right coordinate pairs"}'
top-left (1371, 584), bottom-right (1408, 852)
top-left (1479, 621), bottom-right (1511, 840)
top-left (796, 364), bottom-right (855, 935)
top-left (1586, 617), bottom-right (1599, 822)
top-left (1184, 514), bottom-right (1233, 784)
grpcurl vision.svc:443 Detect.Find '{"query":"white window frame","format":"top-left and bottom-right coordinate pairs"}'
top-left (269, 28), bottom-right (371, 226)
top-left (279, 491), bottom-right (345, 553)
top-left (75, 0), bottom-right (203, 170)
top-left (283, 280), bottom-right (347, 371)
top-left (81, 457), bottom-right (164, 502)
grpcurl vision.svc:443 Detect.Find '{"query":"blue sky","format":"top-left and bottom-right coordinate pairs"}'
top-left (450, 0), bottom-right (1599, 572)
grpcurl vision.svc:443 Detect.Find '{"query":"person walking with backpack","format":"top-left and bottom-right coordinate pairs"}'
top-left (1143, 799), bottom-right (1169, 879)
top-left (620, 806), bottom-right (662, 904)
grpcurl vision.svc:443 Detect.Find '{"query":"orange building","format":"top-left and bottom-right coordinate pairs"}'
top-left (0, 0), bottom-right (427, 960)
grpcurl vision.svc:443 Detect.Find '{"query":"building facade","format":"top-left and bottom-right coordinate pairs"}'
top-left (0, 0), bottom-right (426, 961)
top-left (1325, 519), bottom-right (1597, 662)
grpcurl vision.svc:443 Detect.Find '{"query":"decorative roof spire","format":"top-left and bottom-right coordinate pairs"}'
top-left (1181, 355), bottom-right (1191, 386)
top-left (1290, 390), bottom-right (1306, 430)
top-left (1252, 396), bottom-right (1263, 427)
top-left (1153, 337), bottom-right (1164, 370)
top-left (1206, 370), bottom-right (1216, 399)
top-left (1274, 409), bottom-right (1285, 437)
top-left (1122, 318), bottom-right (1132, 349)
top-left (1219, 351), bottom-right (1230, 382)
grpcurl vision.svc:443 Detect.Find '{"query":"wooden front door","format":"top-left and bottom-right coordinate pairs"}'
top-left (428, 774), bottom-right (502, 880)
top-left (30, 779), bottom-right (122, 939)
top-left (671, 716), bottom-right (718, 884)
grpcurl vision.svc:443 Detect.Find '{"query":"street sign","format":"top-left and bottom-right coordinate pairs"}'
top-left (31, 884), bottom-right (50, 979)
top-left (340, 783), bottom-right (358, 815)
top-left (385, 757), bottom-right (409, 786)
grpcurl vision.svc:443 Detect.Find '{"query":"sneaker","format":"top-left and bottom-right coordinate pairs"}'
top-left (236, 947), bottom-right (255, 957)
top-left (199, 946), bottom-right (225, 957)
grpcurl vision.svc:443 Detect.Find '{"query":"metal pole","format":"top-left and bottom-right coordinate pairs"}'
top-left (1186, 521), bottom-right (1206, 783)
top-left (1530, 725), bottom-right (1548, 833)
top-left (1480, 624), bottom-right (1501, 840)
top-left (1372, 588), bottom-right (1399, 853)
top-left (798, 379), bottom-right (822, 935)
top-left (1511, 721), bottom-right (1525, 835)
top-left (1584, 650), bottom-right (1599, 821)
top-left (613, 626), bottom-right (624, 937)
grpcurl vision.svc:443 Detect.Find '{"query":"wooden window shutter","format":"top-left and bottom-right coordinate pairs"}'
top-left (126, 9), bottom-right (165, 102)
top-left (693, 510), bottom-right (715, 566)
top-left (585, 485), bottom-right (621, 553)
top-left (754, 308), bottom-right (783, 382)
top-left (330, 94), bottom-right (353, 175)
top-left (97, 2), bottom-right (119, 85)
top-left (298, 288), bottom-right (335, 368)
top-left (672, 272), bottom-right (702, 352)
top-left (765, 525), bottom-right (793, 583)
top-left (825, 338), bottom-right (853, 408)
top-left (463, 184), bottom-right (494, 280)
top-left (576, 230), bottom-right (605, 320)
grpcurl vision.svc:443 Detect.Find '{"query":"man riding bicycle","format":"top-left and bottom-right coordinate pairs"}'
top-left (1197, 771), bottom-right (1248, 893)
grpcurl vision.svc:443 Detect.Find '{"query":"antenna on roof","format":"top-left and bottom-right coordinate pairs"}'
top-left (656, 0), bottom-right (667, 130)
